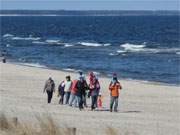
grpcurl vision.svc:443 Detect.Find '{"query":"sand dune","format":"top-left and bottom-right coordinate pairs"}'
top-left (0, 63), bottom-right (180, 135)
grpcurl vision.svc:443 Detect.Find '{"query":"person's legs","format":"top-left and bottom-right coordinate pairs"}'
top-left (69, 93), bottom-right (75, 106)
top-left (64, 92), bottom-right (68, 104)
top-left (82, 95), bottom-right (87, 107)
top-left (67, 92), bottom-right (71, 104)
top-left (74, 95), bottom-right (79, 107)
top-left (114, 97), bottom-right (119, 112)
top-left (94, 96), bottom-right (98, 108)
top-left (59, 94), bottom-right (64, 104)
top-left (47, 91), bottom-right (50, 103)
top-left (47, 91), bottom-right (53, 103)
top-left (79, 95), bottom-right (83, 110)
top-left (110, 96), bottom-right (115, 112)
top-left (91, 96), bottom-right (96, 110)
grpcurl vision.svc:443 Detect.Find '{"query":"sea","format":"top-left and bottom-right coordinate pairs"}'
top-left (0, 14), bottom-right (180, 85)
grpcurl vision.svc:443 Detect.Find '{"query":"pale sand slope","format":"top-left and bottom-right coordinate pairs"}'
top-left (0, 63), bottom-right (180, 135)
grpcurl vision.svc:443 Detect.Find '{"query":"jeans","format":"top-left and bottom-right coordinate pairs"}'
top-left (64, 92), bottom-right (71, 104)
top-left (69, 93), bottom-right (78, 106)
top-left (91, 95), bottom-right (98, 110)
top-left (47, 91), bottom-right (53, 103)
top-left (110, 96), bottom-right (119, 112)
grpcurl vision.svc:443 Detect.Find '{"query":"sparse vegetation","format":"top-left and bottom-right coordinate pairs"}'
top-left (0, 113), bottom-right (132, 135)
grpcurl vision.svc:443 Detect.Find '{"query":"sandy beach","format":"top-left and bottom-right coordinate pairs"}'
top-left (0, 62), bottom-right (180, 135)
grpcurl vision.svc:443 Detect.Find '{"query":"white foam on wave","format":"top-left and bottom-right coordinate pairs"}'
top-left (109, 53), bottom-right (119, 56)
top-left (12, 36), bottom-right (41, 41)
top-left (79, 42), bottom-right (102, 47)
top-left (64, 44), bottom-right (74, 47)
top-left (117, 50), bottom-right (127, 53)
top-left (19, 63), bottom-right (46, 68)
top-left (63, 68), bottom-right (78, 72)
top-left (45, 39), bottom-right (60, 43)
top-left (3, 34), bottom-right (14, 38)
top-left (79, 42), bottom-right (111, 47)
top-left (103, 43), bottom-right (111, 46)
top-left (32, 41), bottom-right (47, 44)
top-left (120, 43), bottom-right (146, 52)
top-left (176, 52), bottom-right (180, 55)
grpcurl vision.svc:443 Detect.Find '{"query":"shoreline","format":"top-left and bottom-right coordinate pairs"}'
top-left (9, 61), bottom-right (180, 87)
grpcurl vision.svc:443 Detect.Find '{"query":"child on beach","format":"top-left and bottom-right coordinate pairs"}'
top-left (58, 81), bottom-right (65, 104)
top-left (109, 73), bottom-right (122, 112)
top-left (98, 93), bottom-right (103, 109)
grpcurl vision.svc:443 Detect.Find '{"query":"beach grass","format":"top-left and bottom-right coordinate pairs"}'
top-left (0, 114), bottom-right (122, 135)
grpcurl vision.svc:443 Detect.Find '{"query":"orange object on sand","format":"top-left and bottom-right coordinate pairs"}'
top-left (98, 96), bottom-right (103, 108)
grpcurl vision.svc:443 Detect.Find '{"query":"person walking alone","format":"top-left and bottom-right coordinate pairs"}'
top-left (109, 73), bottom-right (122, 112)
top-left (44, 77), bottom-right (55, 103)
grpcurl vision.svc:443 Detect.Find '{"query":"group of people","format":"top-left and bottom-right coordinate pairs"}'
top-left (43, 72), bottom-right (122, 112)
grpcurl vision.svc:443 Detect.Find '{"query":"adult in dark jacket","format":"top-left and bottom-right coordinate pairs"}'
top-left (76, 77), bottom-right (88, 110)
top-left (44, 77), bottom-right (55, 103)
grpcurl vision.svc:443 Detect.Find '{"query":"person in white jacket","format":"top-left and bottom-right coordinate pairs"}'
top-left (64, 76), bottom-right (72, 104)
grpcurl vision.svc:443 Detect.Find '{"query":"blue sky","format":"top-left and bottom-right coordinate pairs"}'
top-left (1, 0), bottom-right (179, 10)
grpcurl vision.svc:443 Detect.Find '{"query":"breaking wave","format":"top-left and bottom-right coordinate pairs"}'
top-left (18, 62), bottom-right (46, 68)
top-left (78, 42), bottom-right (111, 47)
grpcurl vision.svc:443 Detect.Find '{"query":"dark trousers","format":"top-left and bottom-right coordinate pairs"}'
top-left (59, 94), bottom-right (64, 104)
top-left (91, 95), bottom-right (98, 110)
top-left (47, 91), bottom-right (53, 103)
top-left (78, 95), bottom-right (83, 110)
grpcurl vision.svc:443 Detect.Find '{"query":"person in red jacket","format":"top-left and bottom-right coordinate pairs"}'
top-left (109, 73), bottom-right (122, 112)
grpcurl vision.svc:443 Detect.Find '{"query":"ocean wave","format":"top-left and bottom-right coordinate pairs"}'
top-left (109, 53), bottom-right (119, 56)
top-left (32, 41), bottom-right (47, 44)
top-left (19, 62), bottom-right (46, 68)
top-left (3, 34), bottom-right (14, 38)
top-left (64, 44), bottom-right (74, 47)
top-left (78, 42), bottom-right (102, 47)
top-left (118, 43), bottom-right (180, 54)
top-left (45, 39), bottom-right (60, 43)
top-left (120, 43), bottom-right (146, 52)
top-left (103, 43), bottom-right (111, 46)
top-left (12, 36), bottom-right (41, 41)
top-left (63, 68), bottom-right (79, 72)
top-left (78, 42), bottom-right (111, 47)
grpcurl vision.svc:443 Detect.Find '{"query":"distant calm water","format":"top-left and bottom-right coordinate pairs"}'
top-left (1, 15), bottom-right (180, 84)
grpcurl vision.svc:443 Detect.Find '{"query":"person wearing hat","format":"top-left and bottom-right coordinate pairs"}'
top-left (43, 77), bottom-right (55, 103)
top-left (109, 73), bottom-right (122, 112)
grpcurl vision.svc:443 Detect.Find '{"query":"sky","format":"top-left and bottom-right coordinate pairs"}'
top-left (0, 0), bottom-right (179, 10)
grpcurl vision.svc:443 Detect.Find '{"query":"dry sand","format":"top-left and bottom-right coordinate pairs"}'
top-left (0, 62), bottom-right (180, 135)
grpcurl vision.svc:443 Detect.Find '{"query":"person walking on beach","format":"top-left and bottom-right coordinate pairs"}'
top-left (44, 77), bottom-right (55, 103)
top-left (58, 81), bottom-right (65, 104)
top-left (69, 79), bottom-right (78, 107)
top-left (109, 73), bottom-right (122, 112)
top-left (79, 71), bottom-right (88, 107)
top-left (89, 72), bottom-right (100, 111)
top-left (64, 76), bottom-right (72, 104)
top-left (76, 76), bottom-right (88, 110)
